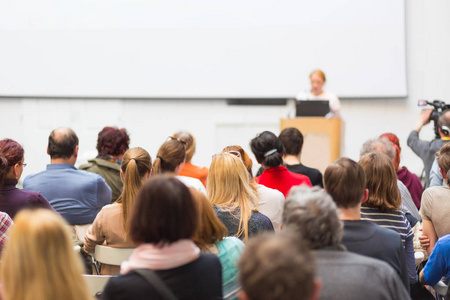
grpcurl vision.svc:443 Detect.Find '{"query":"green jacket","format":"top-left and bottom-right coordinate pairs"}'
top-left (79, 158), bottom-right (122, 203)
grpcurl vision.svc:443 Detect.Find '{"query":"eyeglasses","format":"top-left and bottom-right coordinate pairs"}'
top-left (167, 136), bottom-right (186, 145)
top-left (18, 162), bottom-right (27, 167)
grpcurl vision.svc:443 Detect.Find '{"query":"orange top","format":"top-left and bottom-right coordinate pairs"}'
top-left (179, 162), bottom-right (208, 187)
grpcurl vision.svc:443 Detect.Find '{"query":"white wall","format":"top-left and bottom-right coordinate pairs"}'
top-left (1, 0), bottom-right (449, 181)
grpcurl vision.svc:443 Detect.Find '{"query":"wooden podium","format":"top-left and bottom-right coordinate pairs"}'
top-left (280, 118), bottom-right (342, 173)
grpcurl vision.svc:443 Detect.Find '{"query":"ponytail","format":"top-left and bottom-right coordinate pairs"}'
top-left (116, 147), bottom-right (152, 235)
top-left (152, 156), bottom-right (163, 175)
top-left (121, 159), bottom-right (140, 234)
top-left (153, 140), bottom-right (186, 175)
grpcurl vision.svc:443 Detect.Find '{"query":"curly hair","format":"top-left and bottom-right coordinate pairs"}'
top-left (96, 127), bottom-right (130, 156)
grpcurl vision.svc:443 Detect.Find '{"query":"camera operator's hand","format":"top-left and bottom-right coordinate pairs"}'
top-left (414, 109), bottom-right (433, 132)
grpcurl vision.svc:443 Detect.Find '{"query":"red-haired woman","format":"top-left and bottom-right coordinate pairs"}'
top-left (80, 126), bottom-right (130, 202)
top-left (380, 133), bottom-right (423, 209)
top-left (0, 138), bottom-right (53, 218)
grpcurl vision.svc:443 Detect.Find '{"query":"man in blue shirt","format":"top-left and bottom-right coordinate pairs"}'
top-left (420, 234), bottom-right (450, 286)
top-left (24, 128), bottom-right (111, 225)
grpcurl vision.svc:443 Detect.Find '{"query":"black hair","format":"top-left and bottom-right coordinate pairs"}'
top-left (250, 131), bottom-right (285, 168)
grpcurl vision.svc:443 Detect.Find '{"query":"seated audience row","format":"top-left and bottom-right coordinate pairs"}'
top-left (0, 126), bottom-right (435, 300)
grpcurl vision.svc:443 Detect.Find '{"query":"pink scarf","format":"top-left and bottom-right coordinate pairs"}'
top-left (120, 240), bottom-right (200, 274)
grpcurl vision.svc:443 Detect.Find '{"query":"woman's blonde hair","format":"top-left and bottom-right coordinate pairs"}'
top-left (116, 147), bottom-right (152, 234)
top-left (222, 145), bottom-right (258, 193)
top-left (207, 153), bottom-right (257, 241)
top-left (190, 188), bottom-right (228, 252)
top-left (358, 152), bottom-right (401, 213)
top-left (1, 209), bottom-right (91, 300)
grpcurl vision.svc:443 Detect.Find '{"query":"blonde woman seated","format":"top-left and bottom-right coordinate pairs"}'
top-left (1, 209), bottom-right (91, 300)
top-left (84, 147), bottom-right (152, 274)
top-left (153, 137), bottom-right (206, 194)
top-left (208, 153), bottom-right (274, 241)
top-left (420, 142), bottom-right (450, 255)
top-left (191, 188), bottom-right (244, 299)
top-left (222, 145), bottom-right (284, 232)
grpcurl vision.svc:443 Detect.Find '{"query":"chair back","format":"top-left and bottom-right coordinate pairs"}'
top-left (83, 274), bottom-right (113, 296)
top-left (93, 245), bottom-right (134, 266)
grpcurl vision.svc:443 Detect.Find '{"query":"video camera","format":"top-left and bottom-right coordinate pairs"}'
top-left (418, 100), bottom-right (450, 139)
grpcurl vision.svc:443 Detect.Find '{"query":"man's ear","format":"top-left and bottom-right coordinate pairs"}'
top-left (47, 146), bottom-right (50, 155)
top-left (361, 189), bottom-right (369, 204)
top-left (73, 145), bottom-right (79, 158)
top-left (439, 168), bottom-right (447, 182)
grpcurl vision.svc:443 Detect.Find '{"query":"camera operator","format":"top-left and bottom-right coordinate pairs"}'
top-left (407, 109), bottom-right (450, 188)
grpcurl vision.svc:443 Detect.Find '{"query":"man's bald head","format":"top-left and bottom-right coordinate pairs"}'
top-left (439, 110), bottom-right (450, 135)
top-left (48, 128), bottom-right (79, 159)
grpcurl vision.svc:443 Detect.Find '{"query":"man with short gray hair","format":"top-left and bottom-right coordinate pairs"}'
top-left (283, 186), bottom-right (410, 300)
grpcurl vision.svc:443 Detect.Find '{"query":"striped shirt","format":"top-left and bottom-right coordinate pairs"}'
top-left (361, 206), bottom-right (417, 283)
top-left (361, 207), bottom-right (413, 246)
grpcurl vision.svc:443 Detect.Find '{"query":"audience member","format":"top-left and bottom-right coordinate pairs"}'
top-left (0, 138), bottom-right (53, 219)
top-left (208, 153), bottom-right (274, 241)
top-left (324, 157), bottom-right (409, 291)
top-left (380, 133), bottom-right (423, 208)
top-left (222, 145), bottom-right (284, 232)
top-left (84, 147), bottom-right (151, 274)
top-left (238, 233), bottom-right (321, 300)
top-left (407, 109), bottom-right (450, 188)
top-left (358, 152), bottom-right (417, 286)
top-left (279, 128), bottom-right (323, 187)
top-left (153, 137), bottom-right (206, 194)
top-left (80, 126), bottom-right (130, 202)
top-left (191, 188), bottom-right (244, 299)
top-left (420, 142), bottom-right (450, 254)
top-left (419, 234), bottom-right (450, 288)
top-left (360, 137), bottom-right (420, 222)
top-left (24, 128), bottom-right (112, 226)
top-left (1, 209), bottom-right (91, 300)
top-left (173, 131), bottom-right (208, 187)
top-left (256, 128), bottom-right (323, 187)
top-left (429, 157), bottom-right (445, 187)
top-left (250, 131), bottom-right (311, 197)
top-left (0, 211), bottom-right (13, 254)
top-left (101, 175), bottom-right (223, 300)
top-left (282, 185), bottom-right (409, 300)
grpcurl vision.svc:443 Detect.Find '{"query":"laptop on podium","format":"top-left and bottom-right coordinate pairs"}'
top-left (295, 100), bottom-right (330, 117)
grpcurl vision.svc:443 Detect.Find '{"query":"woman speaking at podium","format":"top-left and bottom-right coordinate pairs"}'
top-left (296, 70), bottom-right (341, 118)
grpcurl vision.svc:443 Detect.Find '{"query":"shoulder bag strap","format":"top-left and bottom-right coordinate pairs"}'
top-left (133, 269), bottom-right (178, 300)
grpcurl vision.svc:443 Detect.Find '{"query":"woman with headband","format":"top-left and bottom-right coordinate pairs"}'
top-left (250, 131), bottom-right (312, 197)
